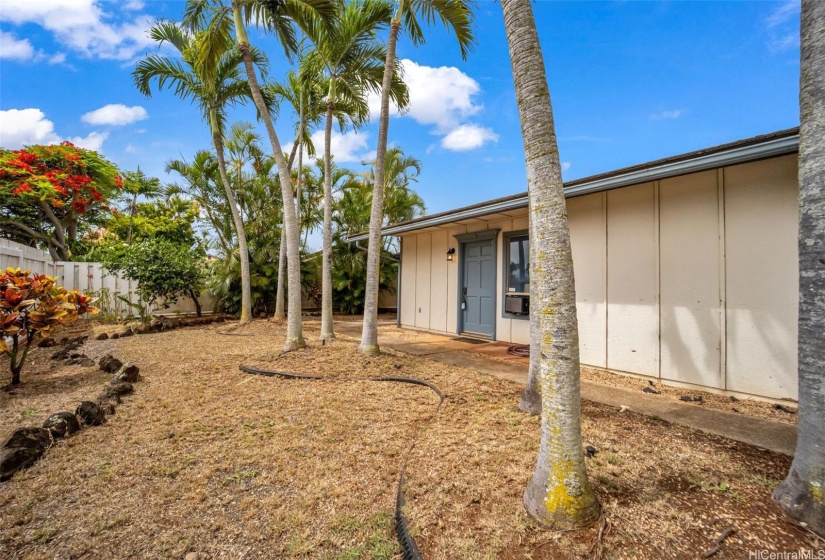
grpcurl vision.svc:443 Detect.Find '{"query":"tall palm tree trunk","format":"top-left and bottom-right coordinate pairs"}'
top-left (296, 85), bottom-right (305, 238)
top-left (275, 100), bottom-right (305, 322)
top-left (501, 0), bottom-right (600, 529)
top-left (773, 0), bottom-right (825, 537)
top-left (234, 3), bottom-right (304, 349)
top-left (274, 230), bottom-right (286, 320)
top-left (320, 97), bottom-right (336, 341)
top-left (359, 19), bottom-right (400, 355)
top-left (210, 109), bottom-right (253, 324)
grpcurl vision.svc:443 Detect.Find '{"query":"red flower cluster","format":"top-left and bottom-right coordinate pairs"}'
top-left (11, 184), bottom-right (32, 195)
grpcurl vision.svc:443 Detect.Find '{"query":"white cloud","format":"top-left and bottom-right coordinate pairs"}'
top-left (82, 104), bottom-right (148, 126)
top-left (311, 130), bottom-right (373, 163)
top-left (765, 0), bottom-right (800, 53)
top-left (0, 0), bottom-right (154, 60)
top-left (0, 31), bottom-right (34, 60)
top-left (769, 34), bottom-right (799, 52)
top-left (0, 108), bottom-right (61, 147)
top-left (440, 124), bottom-right (498, 152)
top-left (766, 0), bottom-right (799, 28)
top-left (0, 108), bottom-right (107, 152)
top-left (67, 131), bottom-right (109, 152)
top-left (0, 31), bottom-right (68, 65)
top-left (562, 162), bottom-right (571, 172)
top-left (125, 144), bottom-right (137, 153)
top-left (369, 59), bottom-right (483, 132)
top-left (650, 110), bottom-right (682, 120)
top-left (123, 0), bottom-right (145, 10)
top-left (367, 59), bottom-right (496, 152)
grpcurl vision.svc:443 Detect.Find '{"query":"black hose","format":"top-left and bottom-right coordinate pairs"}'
top-left (238, 364), bottom-right (443, 559)
top-left (507, 344), bottom-right (530, 358)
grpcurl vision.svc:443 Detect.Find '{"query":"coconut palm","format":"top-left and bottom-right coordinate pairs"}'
top-left (773, 0), bottom-right (825, 537)
top-left (301, 0), bottom-right (408, 341)
top-left (133, 21), bottom-right (264, 323)
top-left (500, 0), bottom-right (600, 529)
top-left (183, 0), bottom-right (336, 350)
top-left (359, 0), bottom-right (475, 356)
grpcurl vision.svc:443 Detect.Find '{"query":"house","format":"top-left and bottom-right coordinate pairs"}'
top-left (348, 129), bottom-right (800, 402)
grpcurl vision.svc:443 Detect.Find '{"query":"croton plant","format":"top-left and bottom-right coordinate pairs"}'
top-left (1, 268), bottom-right (97, 386)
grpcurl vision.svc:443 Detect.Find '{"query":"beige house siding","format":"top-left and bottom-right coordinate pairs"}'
top-left (398, 154), bottom-right (799, 401)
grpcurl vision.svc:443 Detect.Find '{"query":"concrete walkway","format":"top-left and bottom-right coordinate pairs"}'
top-left (336, 321), bottom-right (797, 456)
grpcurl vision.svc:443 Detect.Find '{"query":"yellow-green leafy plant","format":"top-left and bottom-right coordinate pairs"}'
top-left (1, 268), bottom-right (97, 385)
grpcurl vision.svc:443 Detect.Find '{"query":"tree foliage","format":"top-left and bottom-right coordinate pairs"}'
top-left (0, 143), bottom-right (123, 260)
top-left (1, 268), bottom-right (97, 385)
top-left (332, 147), bottom-right (424, 314)
top-left (101, 239), bottom-right (205, 318)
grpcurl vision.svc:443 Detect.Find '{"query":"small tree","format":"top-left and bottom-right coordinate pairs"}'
top-left (102, 239), bottom-right (205, 319)
top-left (1, 268), bottom-right (97, 385)
top-left (0, 142), bottom-right (122, 260)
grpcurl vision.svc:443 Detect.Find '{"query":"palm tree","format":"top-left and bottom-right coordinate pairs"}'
top-left (301, 0), bottom-right (408, 341)
top-left (167, 150), bottom-right (235, 257)
top-left (133, 21), bottom-right (263, 323)
top-left (122, 167), bottom-right (164, 244)
top-left (266, 68), bottom-right (325, 320)
top-left (331, 152), bottom-right (423, 314)
top-left (225, 121), bottom-right (263, 223)
top-left (359, 0), bottom-right (475, 356)
top-left (501, 0), bottom-right (600, 530)
top-left (773, 0), bottom-right (825, 538)
top-left (184, 0), bottom-right (336, 350)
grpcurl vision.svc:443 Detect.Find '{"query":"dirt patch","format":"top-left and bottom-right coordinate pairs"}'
top-left (0, 320), bottom-right (819, 559)
top-left (580, 366), bottom-right (798, 425)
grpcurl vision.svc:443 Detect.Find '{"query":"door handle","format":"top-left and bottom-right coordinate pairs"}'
top-left (462, 287), bottom-right (468, 295)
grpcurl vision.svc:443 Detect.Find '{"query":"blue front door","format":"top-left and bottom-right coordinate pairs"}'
top-left (462, 239), bottom-right (496, 337)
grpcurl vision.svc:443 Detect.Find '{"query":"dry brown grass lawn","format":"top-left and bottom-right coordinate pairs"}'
top-left (0, 319), bottom-right (819, 559)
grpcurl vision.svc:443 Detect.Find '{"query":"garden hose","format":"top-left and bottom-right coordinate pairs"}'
top-left (238, 363), bottom-right (444, 560)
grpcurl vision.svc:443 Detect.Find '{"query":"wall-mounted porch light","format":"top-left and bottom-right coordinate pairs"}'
top-left (446, 247), bottom-right (456, 261)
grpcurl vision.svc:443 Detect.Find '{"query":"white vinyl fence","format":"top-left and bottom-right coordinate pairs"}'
top-left (0, 239), bottom-right (57, 276)
top-left (1, 239), bottom-right (214, 317)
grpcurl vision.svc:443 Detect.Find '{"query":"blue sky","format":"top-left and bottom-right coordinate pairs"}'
top-left (0, 0), bottom-right (800, 249)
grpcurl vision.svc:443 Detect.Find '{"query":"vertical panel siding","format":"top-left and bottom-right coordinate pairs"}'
top-left (568, 192), bottom-right (607, 368)
top-left (446, 227), bottom-right (465, 334)
top-left (429, 230), bottom-right (450, 332)
top-left (659, 171), bottom-right (723, 388)
top-left (724, 155), bottom-right (798, 399)
top-left (606, 183), bottom-right (659, 377)
top-left (395, 156), bottom-right (798, 400)
top-left (414, 233), bottom-right (431, 329)
top-left (400, 236), bottom-right (417, 328)
top-left (493, 219), bottom-right (513, 342)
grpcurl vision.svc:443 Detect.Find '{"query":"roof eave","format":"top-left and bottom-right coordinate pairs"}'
top-left (346, 130), bottom-right (799, 242)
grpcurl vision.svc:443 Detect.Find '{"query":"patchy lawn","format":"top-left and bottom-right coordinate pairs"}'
top-left (0, 320), bottom-right (819, 559)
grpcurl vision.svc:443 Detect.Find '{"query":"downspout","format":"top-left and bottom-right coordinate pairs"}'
top-left (354, 239), bottom-right (401, 327)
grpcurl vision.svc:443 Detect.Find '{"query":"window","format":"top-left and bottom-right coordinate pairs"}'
top-left (506, 234), bottom-right (530, 293)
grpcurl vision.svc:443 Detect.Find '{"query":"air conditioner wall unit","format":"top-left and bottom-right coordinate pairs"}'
top-left (505, 294), bottom-right (529, 315)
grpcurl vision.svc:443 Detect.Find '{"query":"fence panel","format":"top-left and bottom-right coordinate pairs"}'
top-left (0, 239), bottom-right (55, 275)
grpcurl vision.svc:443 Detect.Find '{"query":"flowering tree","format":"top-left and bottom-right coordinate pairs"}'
top-left (1, 268), bottom-right (97, 385)
top-left (0, 142), bottom-right (122, 260)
